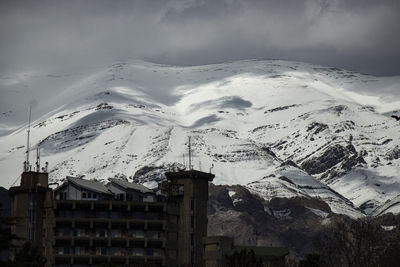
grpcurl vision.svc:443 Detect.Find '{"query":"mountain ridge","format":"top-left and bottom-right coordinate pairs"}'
top-left (1, 59), bottom-right (400, 218)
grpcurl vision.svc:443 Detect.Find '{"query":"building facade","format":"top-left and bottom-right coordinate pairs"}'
top-left (9, 169), bottom-right (214, 267)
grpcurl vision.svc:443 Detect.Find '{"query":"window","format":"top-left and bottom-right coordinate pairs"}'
top-left (135, 248), bottom-right (145, 256)
top-left (74, 229), bottom-right (81, 237)
top-left (73, 210), bottom-right (82, 218)
top-left (98, 211), bottom-right (108, 218)
top-left (93, 193), bottom-right (97, 199)
top-left (88, 192), bottom-right (92, 198)
top-left (191, 234), bottom-right (194, 246)
top-left (134, 211), bottom-right (145, 219)
top-left (191, 216), bottom-right (194, 228)
top-left (146, 248), bottom-right (154, 256)
top-left (146, 212), bottom-right (155, 220)
top-left (62, 228), bottom-right (70, 236)
top-left (63, 247), bottom-right (70, 255)
top-left (110, 211), bottom-right (119, 219)
top-left (110, 229), bottom-right (120, 237)
top-left (98, 229), bottom-right (107, 237)
top-left (135, 230), bottom-right (144, 238)
top-left (191, 198), bottom-right (194, 210)
top-left (75, 247), bottom-right (83, 255)
top-left (110, 247), bottom-right (119, 255)
top-left (59, 210), bottom-right (72, 218)
top-left (138, 195), bottom-right (143, 202)
top-left (178, 185), bottom-right (184, 195)
top-left (82, 192), bottom-right (86, 199)
top-left (59, 192), bottom-right (67, 200)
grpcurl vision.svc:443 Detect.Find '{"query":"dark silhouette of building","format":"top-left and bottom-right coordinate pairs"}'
top-left (8, 171), bottom-right (52, 248)
top-left (164, 170), bottom-right (214, 267)
top-left (9, 169), bottom-right (214, 267)
top-left (203, 236), bottom-right (289, 267)
top-left (0, 186), bottom-right (12, 262)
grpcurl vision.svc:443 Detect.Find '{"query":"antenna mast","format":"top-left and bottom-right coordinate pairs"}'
top-left (36, 147), bottom-right (40, 172)
top-left (25, 105), bottom-right (32, 172)
top-left (188, 136), bottom-right (192, 170)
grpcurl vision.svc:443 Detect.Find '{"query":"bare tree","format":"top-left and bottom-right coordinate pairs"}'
top-left (315, 217), bottom-right (385, 267)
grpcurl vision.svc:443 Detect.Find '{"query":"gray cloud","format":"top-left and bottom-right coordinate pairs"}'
top-left (1, 0), bottom-right (399, 75)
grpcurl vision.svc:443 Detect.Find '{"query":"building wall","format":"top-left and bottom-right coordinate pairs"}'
top-left (11, 171), bottom-right (214, 267)
top-left (108, 183), bottom-right (155, 202)
top-left (49, 200), bottom-right (166, 266)
top-left (174, 177), bottom-right (209, 266)
top-left (9, 172), bottom-right (52, 253)
top-left (203, 236), bottom-right (233, 267)
top-left (0, 187), bottom-right (11, 262)
top-left (166, 170), bottom-right (214, 267)
top-left (55, 183), bottom-right (112, 201)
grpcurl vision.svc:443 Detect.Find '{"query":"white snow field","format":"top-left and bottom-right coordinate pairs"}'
top-left (1, 60), bottom-right (400, 218)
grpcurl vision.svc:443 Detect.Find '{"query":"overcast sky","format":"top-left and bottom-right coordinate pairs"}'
top-left (1, 0), bottom-right (400, 76)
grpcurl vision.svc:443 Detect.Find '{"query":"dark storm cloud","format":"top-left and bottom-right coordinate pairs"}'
top-left (1, 0), bottom-right (399, 75)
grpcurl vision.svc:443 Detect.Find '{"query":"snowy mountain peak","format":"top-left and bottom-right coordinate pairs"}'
top-left (1, 59), bottom-right (400, 217)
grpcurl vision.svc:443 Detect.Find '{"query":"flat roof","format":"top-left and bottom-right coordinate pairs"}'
top-left (227, 246), bottom-right (289, 258)
top-left (165, 170), bottom-right (215, 181)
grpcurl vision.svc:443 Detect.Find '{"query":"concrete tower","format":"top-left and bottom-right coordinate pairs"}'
top-left (9, 170), bottom-right (52, 248)
top-left (165, 170), bottom-right (214, 267)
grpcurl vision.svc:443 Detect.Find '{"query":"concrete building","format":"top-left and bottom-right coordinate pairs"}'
top-left (9, 169), bottom-right (214, 267)
top-left (203, 236), bottom-right (289, 267)
top-left (0, 186), bottom-right (12, 262)
top-left (164, 171), bottom-right (214, 266)
top-left (108, 178), bottom-right (159, 203)
top-left (203, 236), bottom-right (234, 267)
top-left (8, 171), bottom-right (53, 248)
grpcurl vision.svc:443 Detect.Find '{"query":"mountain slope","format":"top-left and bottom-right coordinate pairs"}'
top-left (1, 60), bottom-right (400, 217)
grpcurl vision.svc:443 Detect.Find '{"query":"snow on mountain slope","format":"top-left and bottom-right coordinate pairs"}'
top-left (1, 59), bottom-right (400, 217)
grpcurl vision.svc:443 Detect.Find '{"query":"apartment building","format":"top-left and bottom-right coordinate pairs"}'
top-left (9, 169), bottom-right (214, 267)
top-left (50, 177), bottom-right (167, 266)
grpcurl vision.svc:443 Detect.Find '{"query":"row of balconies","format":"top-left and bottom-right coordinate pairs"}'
top-left (55, 209), bottom-right (165, 220)
top-left (54, 247), bottom-right (165, 257)
top-left (54, 236), bottom-right (165, 250)
top-left (54, 200), bottom-right (167, 211)
top-left (54, 218), bottom-right (165, 231)
top-left (54, 254), bottom-right (165, 267)
top-left (55, 228), bottom-right (164, 239)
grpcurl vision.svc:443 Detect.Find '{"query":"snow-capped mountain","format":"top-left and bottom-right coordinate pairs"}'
top-left (1, 60), bottom-right (400, 218)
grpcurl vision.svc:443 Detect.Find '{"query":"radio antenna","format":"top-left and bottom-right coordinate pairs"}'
top-left (36, 147), bottom-right (40, 173)
top-left (188, 136), bottom-right (192, 170)
top-left (25, 105), bottom-right (32, 172)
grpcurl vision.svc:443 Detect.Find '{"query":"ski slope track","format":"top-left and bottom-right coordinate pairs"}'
top-left (1, 60), bottom-right (400, 218)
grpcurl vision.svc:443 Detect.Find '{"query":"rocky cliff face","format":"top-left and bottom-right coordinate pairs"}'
top-left (207, 184), bottom-right (400, 257)
top-left (207, 183), bottom-right (334, 255)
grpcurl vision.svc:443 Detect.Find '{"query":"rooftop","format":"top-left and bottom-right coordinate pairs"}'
top-left (108, 178), bottom-right (153, 194)
top-left (227, 246), bottom-right (289, 259)
top-left (63, 176), bottom-right (113, 195)
top-left (165, 170), bottom-right (215, 181)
